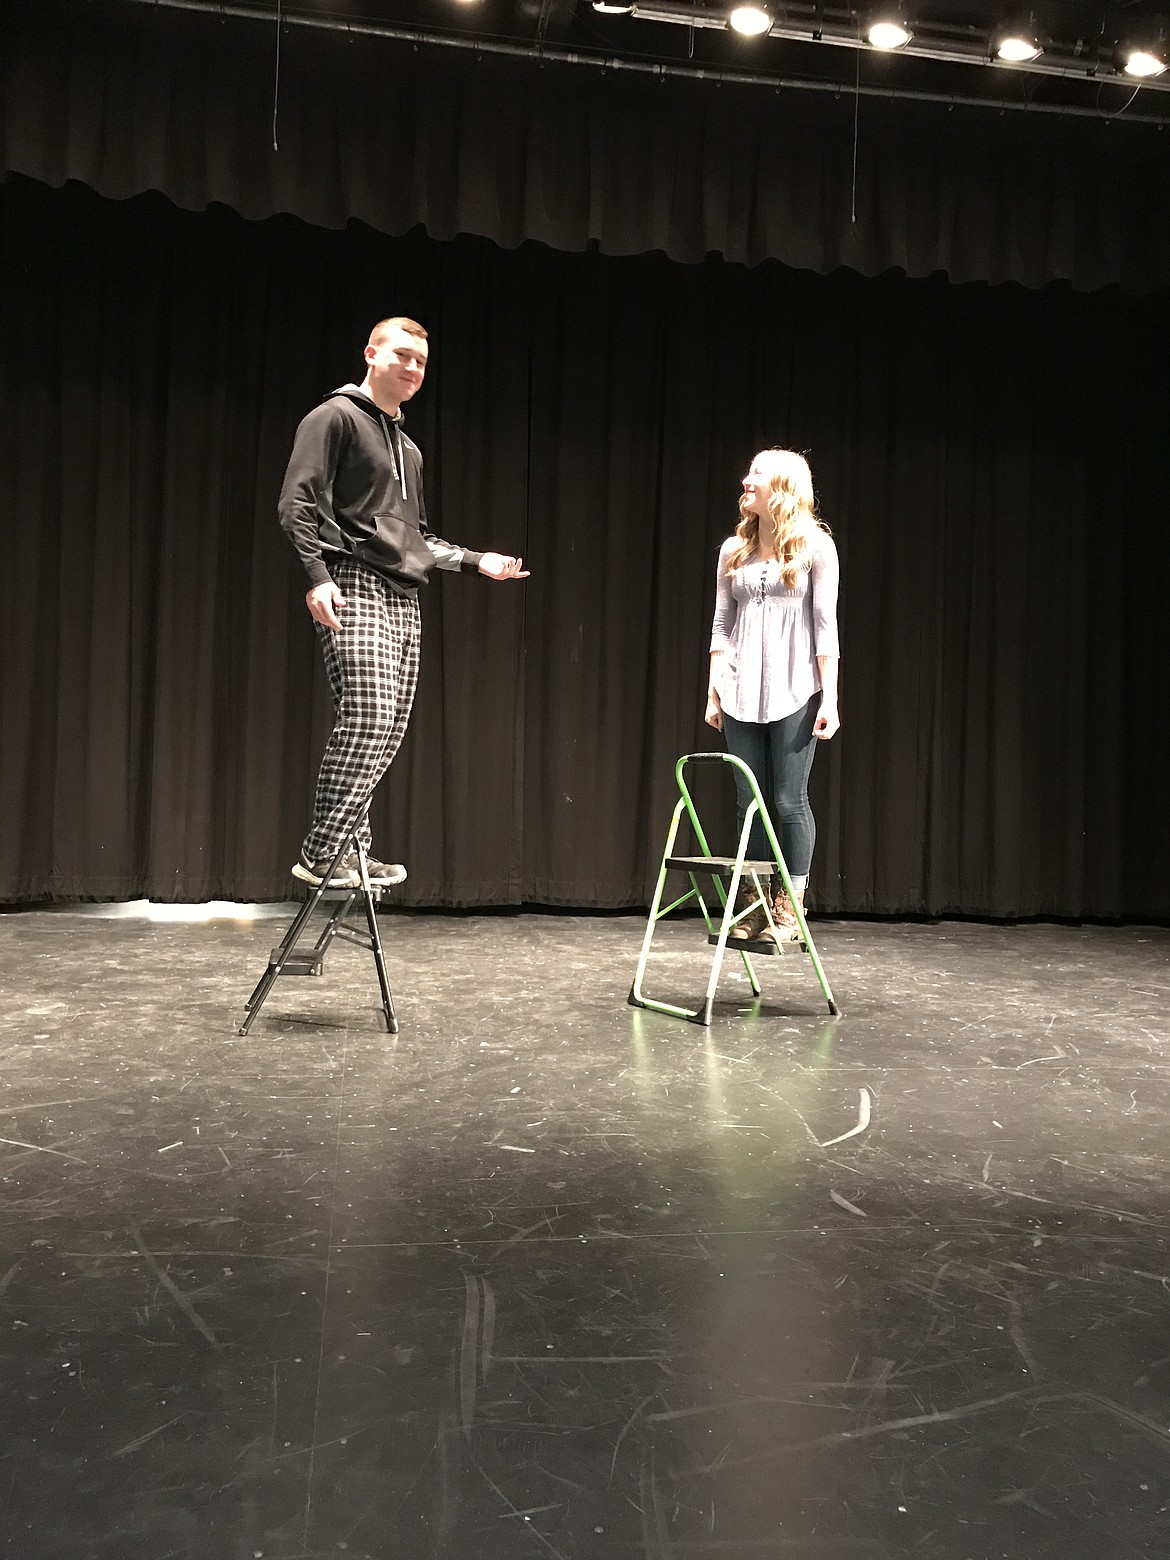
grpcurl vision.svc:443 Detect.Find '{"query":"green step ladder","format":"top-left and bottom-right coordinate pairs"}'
top-left (629, 753), bottom-right (839, 1026)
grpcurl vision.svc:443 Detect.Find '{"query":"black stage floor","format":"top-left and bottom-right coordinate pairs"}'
top-left (1, 908), bottom-right (1168, 1559)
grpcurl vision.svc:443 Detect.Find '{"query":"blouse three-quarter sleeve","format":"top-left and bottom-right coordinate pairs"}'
top-left (710, 539), bottom-right (739, 654)
top-left (809, 534), bottom-right (841, 658)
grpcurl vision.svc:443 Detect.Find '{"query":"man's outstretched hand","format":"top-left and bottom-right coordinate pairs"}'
top-left (478, 552), bottom-right (530, 581)
top-left (306, 581), bottom-right (346, 630)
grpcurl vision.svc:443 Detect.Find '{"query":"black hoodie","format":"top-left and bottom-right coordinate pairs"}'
top-left (277, 384), bottom-right (483, 595)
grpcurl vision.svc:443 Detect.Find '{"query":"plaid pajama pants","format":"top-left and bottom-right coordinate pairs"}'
top-left (302, 559), bottom-right (422, 863)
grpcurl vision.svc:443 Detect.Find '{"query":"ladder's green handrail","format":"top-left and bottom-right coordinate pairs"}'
top-left (629, 792), bottom-right (764, 1018)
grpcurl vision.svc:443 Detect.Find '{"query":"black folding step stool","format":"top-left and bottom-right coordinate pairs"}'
top-left (239, 833), bottom-right (400, 1035)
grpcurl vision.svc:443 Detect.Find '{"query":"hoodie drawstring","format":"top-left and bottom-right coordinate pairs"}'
top-left (379, 414), bottom-right (407, 501)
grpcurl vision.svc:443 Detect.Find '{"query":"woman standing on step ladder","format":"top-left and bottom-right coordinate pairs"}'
top-left (705, 449), bottom-right (841, 943)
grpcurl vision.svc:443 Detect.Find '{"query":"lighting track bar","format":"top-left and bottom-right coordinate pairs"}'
top-left (630, 0), bottom-right (1170, 90)
top-left (112, 0), bottom-right (1170, 118)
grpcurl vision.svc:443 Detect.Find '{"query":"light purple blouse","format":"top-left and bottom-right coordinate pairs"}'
top-left (710, 532), bottom-right (840, 723)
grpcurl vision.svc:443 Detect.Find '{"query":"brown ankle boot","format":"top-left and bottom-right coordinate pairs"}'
top-left (729, 873), bottom-right (772, 941)
top-left (773, 887), bottom-right (806, 940)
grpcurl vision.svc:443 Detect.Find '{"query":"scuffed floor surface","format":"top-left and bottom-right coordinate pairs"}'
top-left (1, 908), bottom-right (1169, 1559)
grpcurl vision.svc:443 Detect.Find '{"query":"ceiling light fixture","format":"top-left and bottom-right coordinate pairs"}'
top-left (592, 0), bottom-right (633, 11)
top-left (997, 34), bottom-right (1041, 62)
top-left (728, 2), bottom-right (772, 37)
top-left (1124, 45), bottom-right (1167, 77)
top-left (866, 8), bottom-right (912, 50)
top-left (996, 14), bottom-right (1042, 63)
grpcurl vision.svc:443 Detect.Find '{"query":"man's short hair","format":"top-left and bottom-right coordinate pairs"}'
top-left (368, 316), bottom-right (428, 347)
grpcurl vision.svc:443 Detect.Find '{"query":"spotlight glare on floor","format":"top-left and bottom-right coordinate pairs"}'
top-left (143, 901), bottom-right (275, 922)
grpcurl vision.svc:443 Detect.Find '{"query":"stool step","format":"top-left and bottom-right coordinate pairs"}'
top-left (708, 933), bottom-right (779, 956)
top-left (666, 856), bottom-right (775, 876)
top-left (270, 950), bottom-right (323, 977)
top-left (314, 886), bottom-right (385, 902)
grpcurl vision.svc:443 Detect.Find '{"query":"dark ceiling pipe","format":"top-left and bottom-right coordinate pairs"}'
top-left (109, 0), bottom-right (1170, 122)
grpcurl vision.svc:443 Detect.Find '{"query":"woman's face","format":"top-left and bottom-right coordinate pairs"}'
top-left (741, 456), bottom-right (774, 515)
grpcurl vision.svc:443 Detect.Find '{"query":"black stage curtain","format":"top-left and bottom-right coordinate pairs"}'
top-left (4, 0), bottom-right (1170, 295)
top-left (2, 174), bottom-right (1169, 917)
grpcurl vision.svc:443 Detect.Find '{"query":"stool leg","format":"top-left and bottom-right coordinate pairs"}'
top-left (239, 883), bottom-right (328, 1035)
top-left (309, 894), bottom-right (357, 960)
top-left (355, 843), bottom-right (398, 1034)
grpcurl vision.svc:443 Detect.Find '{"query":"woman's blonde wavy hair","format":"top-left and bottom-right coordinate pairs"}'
top-left (726, 449), bottom-right (828, 587)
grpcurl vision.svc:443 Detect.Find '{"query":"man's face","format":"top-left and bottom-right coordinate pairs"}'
top-left (365, 327), bottom-right (429, 405)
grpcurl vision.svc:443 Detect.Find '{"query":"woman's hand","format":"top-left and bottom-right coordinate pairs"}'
top-left (814, 703), bottom-right (840, 740)
top-left (704, 695), bottom-right (723, 731)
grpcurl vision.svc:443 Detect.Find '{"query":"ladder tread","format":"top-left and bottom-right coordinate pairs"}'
top-left (269, 951), bottom-right (324, 976)
top-left (665, 855), bottom-right (775, 875)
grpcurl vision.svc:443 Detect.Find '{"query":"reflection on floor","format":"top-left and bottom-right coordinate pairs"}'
top-left (1, 908), bottom-right (1168, 1559)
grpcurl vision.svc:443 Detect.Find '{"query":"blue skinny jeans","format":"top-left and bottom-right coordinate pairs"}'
top-left (721, 693), bottom-right (821, 884)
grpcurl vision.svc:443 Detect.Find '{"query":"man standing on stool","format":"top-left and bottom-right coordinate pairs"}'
top-left (278, 316), bottom-right (528, 889)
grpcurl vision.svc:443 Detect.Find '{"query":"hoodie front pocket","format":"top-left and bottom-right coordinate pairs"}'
top-left (365, 511), bottom-right (434, 585)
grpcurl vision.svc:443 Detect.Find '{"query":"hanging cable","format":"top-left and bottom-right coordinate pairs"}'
top-left (1106, 83), bottom-right (1144, 118)
top-left (272, 0), bottom-right (283, 151)
top-left (850, 40), bottom-right (860, 223)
